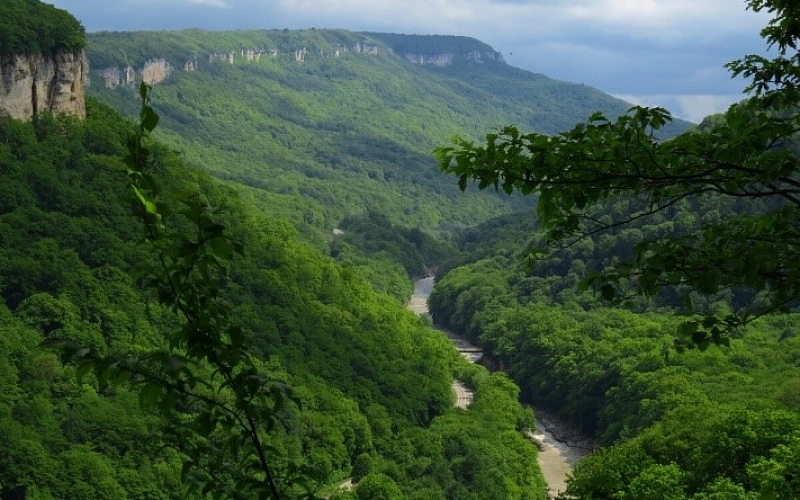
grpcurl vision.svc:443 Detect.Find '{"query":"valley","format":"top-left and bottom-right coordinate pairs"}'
top-left (410, 277), bottom-right (589, 499)
top-left (3, 1), bottom-right (800, 498)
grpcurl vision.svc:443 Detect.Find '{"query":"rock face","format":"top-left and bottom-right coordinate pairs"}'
top-left (0, 51), bottom-right (88, 120)
top-left (467, 50), bottom-right (503, 64)
top-left (353, 42), bottom-right (380, 55)
top-left (405, 53), bottom-right (454, 67)
top-left (99, 66), bottom-right (121, 89)
top-left (142, 59), bottom-right (172, 85)
top-left (405, 50), bottom-right (503, 68)
top-left (99, 65), bottom-right (138, 89)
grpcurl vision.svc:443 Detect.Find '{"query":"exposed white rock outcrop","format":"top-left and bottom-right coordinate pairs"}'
top-left (353, 42), bottom-right (379, 55)
top-left (405, 50), bottom-right (504, 67)
top-left (467, 50), bottom-right (503, 64)
top-left (0, 51), bottom-right (88, 120)
top-left (142, 59), bottom-right (172, 85)
top-left (99, 66), bottom-right (121, 89)
top-left (405, 53), bottom-right (453, 67)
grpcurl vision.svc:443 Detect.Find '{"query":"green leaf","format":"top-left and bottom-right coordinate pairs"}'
top-left (131, 185), bottom-right (159, 215)
top-left (141, 106), bottom-right (160, 133)
top-left (139, 381), bottom-right (163, 408)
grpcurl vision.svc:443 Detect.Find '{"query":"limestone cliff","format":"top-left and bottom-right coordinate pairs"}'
top-left (405, 53), bottom-right (454, 67)
top-left (0, 50), bottom-right (88, 120)
top-left (141, 59), bottom-right (172, 85)
top-left (405, 50), bottom-right (503, 68)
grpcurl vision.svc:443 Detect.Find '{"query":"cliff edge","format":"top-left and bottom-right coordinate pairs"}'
top-left (0, 51), bottom-right (88, 120)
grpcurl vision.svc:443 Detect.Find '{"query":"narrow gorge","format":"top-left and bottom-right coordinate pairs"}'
top-left (409, 277), bottom-right (589, 498)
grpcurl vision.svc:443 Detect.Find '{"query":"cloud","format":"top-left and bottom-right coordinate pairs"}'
top-left (188, 0), bottom-right (230, 7)
top-left (615, 93), bottom-right (743, 123)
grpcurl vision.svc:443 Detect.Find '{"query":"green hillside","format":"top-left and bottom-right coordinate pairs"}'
top-left (0, 92), bottom-right (546, 499)
top-left (424, 1), bottom-right (800, 491)
top-left (84, 29), bottom-right (690, 246)
top-left (429, 204), bottom-right (800, 498)
top-left (1, 2), bottom-right (721, 498)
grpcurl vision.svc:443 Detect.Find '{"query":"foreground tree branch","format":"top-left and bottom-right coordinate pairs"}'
top-left (436, 0), bottom-right (800, 346)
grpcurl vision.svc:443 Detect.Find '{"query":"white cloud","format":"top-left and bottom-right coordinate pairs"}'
top-left (271, 0), bottom-right (491, 31)
top-left (189, 0), bottom-right (230, 7)
top-left (615, 93), bottom-right (743, 123)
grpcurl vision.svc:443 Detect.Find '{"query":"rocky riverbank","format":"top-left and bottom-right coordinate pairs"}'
top-left (410, 277), bottom-right (592, 499)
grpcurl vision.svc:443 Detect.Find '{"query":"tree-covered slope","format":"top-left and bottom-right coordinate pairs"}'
top-left (0, 93), bottom-right (547, 499)
top-left (0, 0), bottom-right (84, 56)
top-left (84, 29), bottom-right (689, 245)
top-left (425, 0), bottom-right (800, 491)
top-left (425, 164), bottom-right (800, 498)
top-left (429, 248), bottom-right (800, 498)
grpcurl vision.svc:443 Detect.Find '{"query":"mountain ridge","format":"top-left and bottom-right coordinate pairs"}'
top-left (84, 29), bottom-right (691, 245)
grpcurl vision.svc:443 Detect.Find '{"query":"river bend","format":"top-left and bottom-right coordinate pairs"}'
top-left (409, 277), bottom-right (589, 499)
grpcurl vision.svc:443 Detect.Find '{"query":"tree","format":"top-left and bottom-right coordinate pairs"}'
top-left (354, 473), bottom-right (404, 500)
top-left (435, 0), bottom-right (800, 346)
top-left (61, 84), bottom-right (306, 499)
top-left (0, 0), bottom-right (85, 56)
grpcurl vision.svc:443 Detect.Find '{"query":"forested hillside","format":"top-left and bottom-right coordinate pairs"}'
top-left (0, 0), bottom-right (84, 56)
top-left (0, 91), bottom-right (547, 499)
top-left (0, 2), bottom-right (556, 496)
top-left (431, 224), bottom-right (800, 498)
top-left (429, 0), bottom-right (800, 497)
top-left (83, 29), bottom-right (689, 248)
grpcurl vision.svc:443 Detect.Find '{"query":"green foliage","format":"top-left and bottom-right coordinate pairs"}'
top-left (430, 253), bottom-right (800, 497)
top-left (83, 28), bottom-right (684, 248)
top-left (114, 83), bottom-right (293, 497)
top-left (357, 364), bottom-right (547, 500)
top-left (565, 407), bottom-right (800, 499)
top-left (0, 0), bottom-right (85, 56)
top-left (354, 473), bottom-right (404, 500)
top-left (364, 33), bottom-right (497, 59)
top-left (333, 211), bottom-right (455, 284)
top-left (0, 79), bottom-right (545, 498)
top-left (436, 0), bottom-right (800, 344)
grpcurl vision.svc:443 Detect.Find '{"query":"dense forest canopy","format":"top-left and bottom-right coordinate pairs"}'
top-left (0, 86), bottom-right (547, 500)
top-left (437, 0), bottom-right (800, 345)
top-left (429, 260), bottom-right (800, 498)
top-left (427, 0), bottom-right (800, 498)
top-left (0, 2), bottom-right (552, 498)
top-left (0, 0), bottom-right (85, 56)
top-left (83, 27), bottom-right (692, 249)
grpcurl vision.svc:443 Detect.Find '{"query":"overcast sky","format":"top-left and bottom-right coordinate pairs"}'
top-left (47, 0), bottom-right (772, 123)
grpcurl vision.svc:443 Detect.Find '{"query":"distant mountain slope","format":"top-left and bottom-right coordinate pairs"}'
top-left (85, 29), bottom-right (690, 242)
top-left (366, 33), bottom-right (692, 136)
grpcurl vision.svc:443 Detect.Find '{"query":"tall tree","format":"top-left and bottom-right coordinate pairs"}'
top-left (63, 85), bottom-right (300, 499)
top-left (436, 0), bottom-right (800, 346)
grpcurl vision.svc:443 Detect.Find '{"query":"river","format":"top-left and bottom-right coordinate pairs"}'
top-left (409, 277), bottom-right (591, 499)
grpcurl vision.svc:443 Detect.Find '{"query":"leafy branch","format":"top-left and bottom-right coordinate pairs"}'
top-left (61, 83), bottom-right (311, 499)
top-left (435, 0), bottom-right (800, 346)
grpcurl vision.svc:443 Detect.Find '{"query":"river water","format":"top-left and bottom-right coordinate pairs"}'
top-left (409, 277), bottom-right (590, 499)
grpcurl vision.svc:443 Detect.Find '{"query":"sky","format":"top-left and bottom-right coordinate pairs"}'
top-left (47, 0), bottom-right (773, 123)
